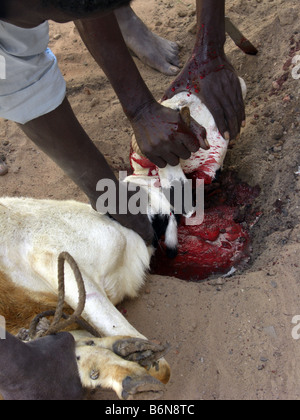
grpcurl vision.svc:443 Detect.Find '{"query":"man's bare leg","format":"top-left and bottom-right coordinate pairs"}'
top-left (115, 6), bottom-right (181, 76)
top-left (0, 158), bottom-right (8, 176)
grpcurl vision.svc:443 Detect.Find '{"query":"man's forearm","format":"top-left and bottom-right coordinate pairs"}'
top-left (75, 13), bottom-right (155, 120)
top-left (164, 0), bottom-right (244, 141)
top-left (19, 97), bottom-right (118, 209)
top-left (195, 0), bottom-right (226, 50)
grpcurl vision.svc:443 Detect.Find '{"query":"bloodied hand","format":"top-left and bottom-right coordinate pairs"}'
top-left (164, 47), bottom-right (245, 142)
top-left (130, 100), bottom-right (208, 168)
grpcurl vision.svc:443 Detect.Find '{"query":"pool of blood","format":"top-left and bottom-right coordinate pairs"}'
top-left (150, 172), bottom-right (261, 282)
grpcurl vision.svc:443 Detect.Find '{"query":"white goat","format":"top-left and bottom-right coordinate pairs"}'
top-left (0, 191), bottom-right (174, 400)
top-left (0, 80), bottom-right (246, 399)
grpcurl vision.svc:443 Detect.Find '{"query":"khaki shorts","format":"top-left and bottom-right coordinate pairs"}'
top-left (0, 20), bottom-right (66, 124)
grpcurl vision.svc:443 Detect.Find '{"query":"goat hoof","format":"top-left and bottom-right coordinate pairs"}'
top-left (122, 375), bottom-right (165, 400)
top-left (113, 338), bottom-right (170, 368)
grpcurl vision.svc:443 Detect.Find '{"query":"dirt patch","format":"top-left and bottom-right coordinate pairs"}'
top-left (1, 0), bottom-right (300, 400)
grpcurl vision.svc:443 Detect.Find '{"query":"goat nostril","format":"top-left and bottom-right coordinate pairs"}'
top-left (166, 247), bottom-right (178, 260)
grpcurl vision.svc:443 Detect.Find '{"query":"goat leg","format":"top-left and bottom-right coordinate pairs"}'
top-left (74, 337), bottom-right (165, 400)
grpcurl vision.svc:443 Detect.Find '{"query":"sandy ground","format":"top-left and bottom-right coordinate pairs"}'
top-left (1, 0), bottom-right (300, 400)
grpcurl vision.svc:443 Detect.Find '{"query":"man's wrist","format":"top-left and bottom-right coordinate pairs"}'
top-left (126, 97), bottom-right (157, 123)
top-left (194, 20), bottom-right (226, 54)
top-left (122, 94), bottom-right (156, 122)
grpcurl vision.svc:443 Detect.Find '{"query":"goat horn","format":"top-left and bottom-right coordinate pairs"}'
top-left (180, 106), bottom-right (191, 128)
top-left (131, 134), bottom-right (143, 157)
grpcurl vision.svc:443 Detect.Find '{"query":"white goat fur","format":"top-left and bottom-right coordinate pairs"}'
top-left (0, 197), bottom-right (171, 399)
top-left (0, 198), bottom-right (151, 336)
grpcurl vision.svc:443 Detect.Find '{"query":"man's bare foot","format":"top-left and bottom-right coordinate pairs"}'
top-left (115, 6), bottom-right (181, 76)
top-left (0, 158), bottom-right (8, 176)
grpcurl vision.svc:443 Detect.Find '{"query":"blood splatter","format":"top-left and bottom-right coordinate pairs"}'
top-left (151, 172), bottom-right (261, 282)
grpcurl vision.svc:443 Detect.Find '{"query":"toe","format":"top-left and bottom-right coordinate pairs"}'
top-left (169, 54), bottom-right (181, 69)
top-left (0, 159), bottom-right (8, 176)
top-left (170, 41), bottom-right (180, 50)
top-left (161, 64), bottom-right (180, 76)
top-left (167, 65), bottom-right (181, 76)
